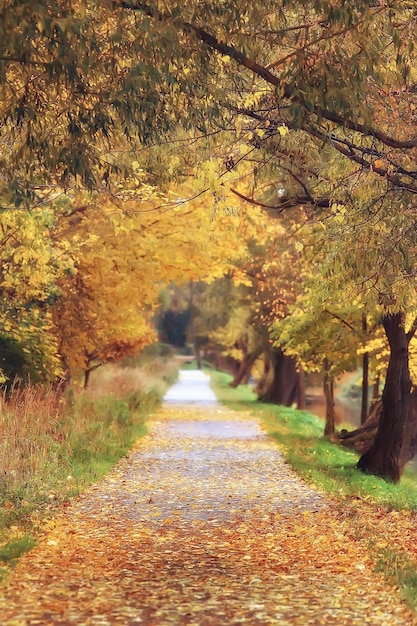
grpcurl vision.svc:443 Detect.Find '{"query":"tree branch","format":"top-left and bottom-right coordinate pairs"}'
top-left (236, 106), bottom-right (417, 195)
top-left (406, 316), bottom-right (417, 343)
top-left (230, 187), bottom-right (329, 210)
top-left (323, 309), bottom-right (358, 334)
top-left (119, 1), bottom-right (417, 150)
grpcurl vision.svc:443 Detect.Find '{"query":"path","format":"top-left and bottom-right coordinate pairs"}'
top-left (163, 370), bottom-right (219, 405)
top-left (0, 371), bottom-right (414, 624)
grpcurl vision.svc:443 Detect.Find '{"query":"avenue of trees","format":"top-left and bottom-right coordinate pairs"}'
top-left (2, 1), bottom-right (417, 481)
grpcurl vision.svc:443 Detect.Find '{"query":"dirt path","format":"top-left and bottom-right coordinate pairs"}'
top-left (0, 396), bottom-right (415, 624)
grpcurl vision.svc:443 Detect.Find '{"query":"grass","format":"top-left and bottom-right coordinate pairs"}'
top-left (0, 536), bottom-right (36, 566)
top-left (0, 351), bottom-right (178, 578)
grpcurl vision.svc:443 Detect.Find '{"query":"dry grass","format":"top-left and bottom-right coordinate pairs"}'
top-left (87, 363), bottom-right (167, 398)
top-left (0, 385), bottom-right (65, 492)
top-left (0, 353), bottom-right (178, 523)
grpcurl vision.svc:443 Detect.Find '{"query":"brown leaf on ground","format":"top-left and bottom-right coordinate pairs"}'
top-left (0, 406), bottom-right (415, 625)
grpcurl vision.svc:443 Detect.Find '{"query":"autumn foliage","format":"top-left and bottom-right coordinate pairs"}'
top-left (2, 0), bottom-right (417, 483)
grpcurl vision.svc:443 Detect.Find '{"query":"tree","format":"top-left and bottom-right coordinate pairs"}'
top-left (50, 184), bottom-right (253, 383)
top-left (302, 184), bottom-right (417, 481)
top-left (356, 312), bottom-right (415, 481)
top-left (246, 225), bottom-right (306, 408)
top-left (123, 2), bottom-right (417, 480)
top-left (211, 299), bottom-right (263, 387)
top-left (0, 206), bottom-right (75, 384)
top-left (276, 305), bottom-right (386, 436)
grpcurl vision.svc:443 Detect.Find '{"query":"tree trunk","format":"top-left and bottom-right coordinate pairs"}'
top-left (255, 350), bottom-right (271, 396)
top-left (84, 368), bottom-right (91, 390)
top-left (323, 358), bottom-right (336, 436)
top-left (214, 354), bottom-right (240, 375)
top-left (334, 390), bottom-right (417, 464)
top-left (357, 312), bottom-right (412, 482)
top-left (296, 366), bottom-right (306, 410)
top-left (257, 347), bottom-right (299, 406)
top-left (229, 351), bottom-right (259, 388)
top-left (331, 400), bottom-right (382, 454)
top-left (189, 315), bottom-right (201, 369)
top-left (195, 346), bottom-right (202, 370)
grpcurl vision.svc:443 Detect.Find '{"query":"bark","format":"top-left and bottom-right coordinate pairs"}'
top-left (331, 400), bottom-right (382, 453)
top-left (257, 347), bottom-right (299, 406)
top-left (333, 391), bottom-right (417, 462)
top-left (215, 354), bottom-right (240, 375)
top-left (357, 312), bottom-right (412, 482)
top-left (242, 369), bottom-right (252, 385)
top-left (255, 350), bottom-right (271, 397)
top-left (84, 368), bottom-right (91, 390)
top-left (323, 358), bottom-right (336, 437)
top-left (194, 347), bottom-right (202, 370)
top-left (188, 281), bottom-right (201, 369)
top-left (405, 397), bottom-right (417, 466)
top-left (229, 351), bottom-right (259, 388)
top-left (84, 360), bottom-right (102, 390)
top-left (296, 366), bottom-right (306, 410)
top-left (189, 316), bottom-right (201, 369)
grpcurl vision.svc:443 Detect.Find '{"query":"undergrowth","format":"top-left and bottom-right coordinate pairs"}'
top-left (0, 351), bottom-right (177, 576)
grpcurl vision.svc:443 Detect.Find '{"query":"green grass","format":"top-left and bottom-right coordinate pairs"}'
top-left (0, 391), bottom-right (153, 579)
top-left (209, 369), bottom-right (417, 511)
top-left (0, 536), bottom-right (36, 566)
top-left (0, 535), bottom-right (37, 582)
top-left (62, 394), bottom-right (151, 488)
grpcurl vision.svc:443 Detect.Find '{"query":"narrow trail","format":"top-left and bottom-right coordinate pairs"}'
top-left (0, 372), bottom-right (414, 625)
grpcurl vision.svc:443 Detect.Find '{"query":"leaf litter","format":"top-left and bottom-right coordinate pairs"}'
top-left (0, 406), bottom-right (415, 625)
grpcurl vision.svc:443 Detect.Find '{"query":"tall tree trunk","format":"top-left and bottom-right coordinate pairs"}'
top-left (357, 312), bottom-right (412, 482)
top-left (323, 358), bottom-right (336, 436)
top-left (229, 351), bottom-right (259, 388)
top-left (257, 347), bottom-right (299, 406)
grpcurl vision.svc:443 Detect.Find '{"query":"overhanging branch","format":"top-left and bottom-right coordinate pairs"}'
top-left (230, 187), bottom-right (330, 210)
top-left (119, 1), bottom-right (417, 150)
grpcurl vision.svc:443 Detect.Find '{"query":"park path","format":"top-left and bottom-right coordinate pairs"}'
top-left (0, 371), bottom-right (414, 625)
